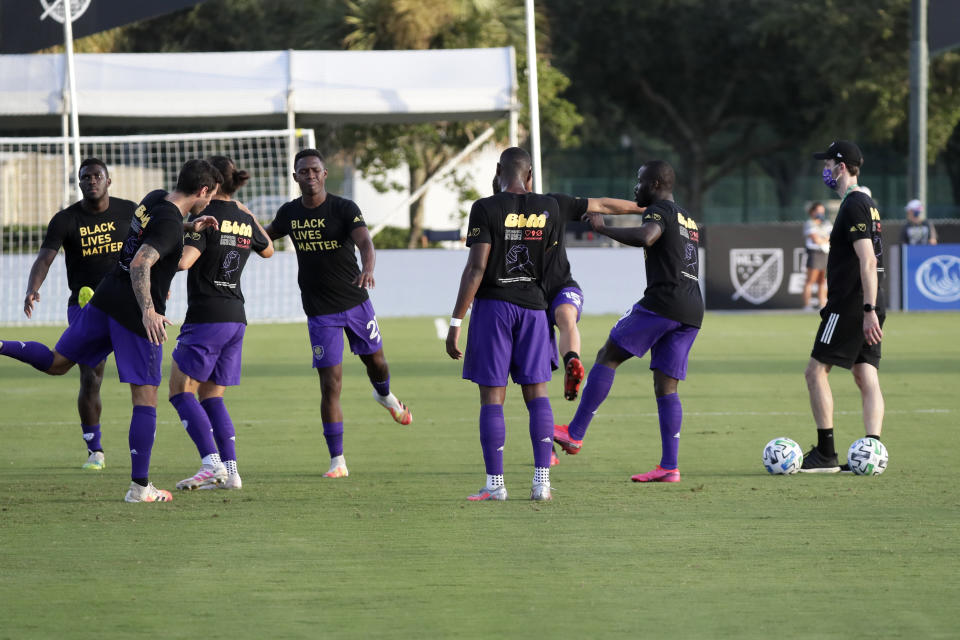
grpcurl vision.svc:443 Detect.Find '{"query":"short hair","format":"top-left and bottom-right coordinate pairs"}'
top-left (807, 201), bottom-right (824, 215)
top-left (78, 158), bottom-right (108, 178)
top-left (643, 160), bottom-right (675, 191)
top-left (207, 155), bottom-right (249, 196)
top-left (294, 148), bottom-right (325, 167)
top-left (175, 159), bottom-right (223, 194)
top-left (498, 147), bottom-right (532, 180)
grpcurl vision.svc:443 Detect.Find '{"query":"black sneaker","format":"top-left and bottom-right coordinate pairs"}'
top-left (799, 446), bottom-right (840, 473)
top-left (838, 462), bottom-right (852, 473)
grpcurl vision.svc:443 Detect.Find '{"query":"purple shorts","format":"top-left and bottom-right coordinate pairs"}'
top-left (609, 303), bottom-right (699, 380)
top-left (462, 298), bottom-right (552, 386)
top-left (55, 304), bottom-right (162, 386)
top-left (307, 299), bottom-right (382, 369)
top-left (548, 287), bottom-right (584, 369)
top-left (172, 322), bottom-right (246, 386)
top-left (67, 304), bottom-right (82, 326)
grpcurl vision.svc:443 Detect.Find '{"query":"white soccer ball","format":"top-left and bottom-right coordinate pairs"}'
top-left (762, 437), bottom-right (803, 475)
top-left (847, 437), bottom-right (888, 476)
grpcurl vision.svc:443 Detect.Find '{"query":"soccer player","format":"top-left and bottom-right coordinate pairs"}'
top-left (22, 158), bottom-right (135, 470)
top-left (169, 156), bottom-right (273, 491)
top-left (265, 149), bottom-right (412, 479)
top-left (801, 140), bottom-right (885, 472)
top-left (447, 147), bottom-right (562, 501)
top-left (553, 160), bottom-right (703, 483)
top-left (0, 159), bottom-right (222, 502)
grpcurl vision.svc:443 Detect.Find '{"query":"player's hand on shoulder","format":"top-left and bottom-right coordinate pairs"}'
top-left (446, 326), bottom-right (462, 360)
top-left (191, 215), bottom-right (219, 232)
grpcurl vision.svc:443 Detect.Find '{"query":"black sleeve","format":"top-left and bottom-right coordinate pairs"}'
top-left (142, 214), bottom-right (184, 258)
top-left (40, 210), bottom-right (71, 252)
top-left (344, 200), bottom-right (367, 231)
top-left (547, 193), bottom-right (589, 223)
top-left (250, 215), bottom-right (270, 252)
top-left (269, 205), bottom-right (290, 238)
top-left (641, 202), bottom-right (668, 233)
top-left (843, 197), bottom-right (872, 243)
top-left (465, 200), bottom-right (491, 246)
top-left (183, 214), bottom-right (208, 253)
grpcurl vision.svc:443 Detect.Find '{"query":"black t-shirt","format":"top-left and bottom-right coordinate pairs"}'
top-left (541, 192), bottom-right (589, 301)
top-left (41, 198), bottom-right (135, 306)
top-left (183, 200), bottom-right (269, 325)
top-left (826, 190), bottom-right (885, 312)
top-left (637, 200), bottom-right (704, 328)
top-left (466, 191), bottom-right (562, 310)
top-left (90, 190), bottom-right (185, 336)
top-left (269, 195), bottom-right (369, 316)
top-left (900, 220), bottom-right (935, 245)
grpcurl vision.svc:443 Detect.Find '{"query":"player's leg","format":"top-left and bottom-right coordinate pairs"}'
top-left (345, 301), bottom-right (412, 425)
top-left (512, 307), bottom-right (554, 500)
top-left (852, 363), bottom-right (884, 439)
top-left (169, 361), bottom-right (226, 490)
top-left (195, 323), bottom-right (246, 489)
top-left (78, 360), bottom-right (107, 470)
top-left (308, 316), bottom-right (350, 478)
top-left (123, 383), bottom-right (171, 503)
top-left (467, 385), bottom-right (509, 501)
top-left (550, 288), bottom-right (586, 401)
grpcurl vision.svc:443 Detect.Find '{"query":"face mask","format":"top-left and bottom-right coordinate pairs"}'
top-left (814, 212), bottom-right (825, 221)
top-left (822, 167), bottom-right (838, 190)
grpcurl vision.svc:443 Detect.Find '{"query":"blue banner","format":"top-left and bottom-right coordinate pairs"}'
top-left (902, 244), bottom-right (960, 311)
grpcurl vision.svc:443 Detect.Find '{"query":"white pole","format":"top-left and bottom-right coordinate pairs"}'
top-left (524, 0), bottom-right (542, 193)
top-left (285, 49), bottom-right (298, 201)
top-left (508, 46), bottom-right (519, 147)
top-left (62, 0), bottom-right (81, 201)
top-left (908, 0), bottom-right (928, 205)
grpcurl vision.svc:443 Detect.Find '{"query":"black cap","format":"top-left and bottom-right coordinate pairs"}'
top-left (813, 140), bottom-right (863, 166)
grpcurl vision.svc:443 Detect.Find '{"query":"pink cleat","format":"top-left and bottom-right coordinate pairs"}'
top-left (550, 446), bottom-right (560, 467)
top-left (630, 465), bottom-right (681, 483)
top-left (553, 424), bottom-right (582, 455)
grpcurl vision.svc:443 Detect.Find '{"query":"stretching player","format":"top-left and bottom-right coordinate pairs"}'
top-left (265, 149), bottom-right (411, 479)
top-left (554, 161), bottom-right (703, 483)
top-left (0, 160), bottom-right (222, 502)
top-left (23, 158), bottom-right (134, 470)
top-left (169, 156), bottom-right (273, 490)
top-left (448, 147), bottom-right (561, 501)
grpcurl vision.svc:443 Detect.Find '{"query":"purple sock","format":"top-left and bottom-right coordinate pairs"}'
top-left (201, 397), bottom-right (236, 462)
top-left (568, 364), bottom-right (616, 440)
top-left (0, 340), bottom-right (55, 372)
top-left (81, 423), bottom-right (102, 453)
top-left (526, 397), bottom-right (555, 468)
top-left (169, 392), bottom-right (217, 458)
top-left (128, 405), bottom-right (157, 481)
top-left (479, 404), bottom-right (506, 475)
top-left (322, 421), bottom-right (344, 457)
top-left (657, 393), bottom-right (682, 469)
top-left (371, 376), bottom-right (390, 397)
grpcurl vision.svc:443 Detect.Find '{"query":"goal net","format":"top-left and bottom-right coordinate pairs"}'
top-left (0, 129), bottom-right (315, 326)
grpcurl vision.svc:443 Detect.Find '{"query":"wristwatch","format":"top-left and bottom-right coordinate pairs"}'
top-left (863, 303), bottom-right (876, 312)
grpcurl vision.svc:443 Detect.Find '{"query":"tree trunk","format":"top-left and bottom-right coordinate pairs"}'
top-left (406, 163), bottom-right (429, 249)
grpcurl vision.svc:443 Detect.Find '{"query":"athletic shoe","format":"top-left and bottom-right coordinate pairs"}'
top-left (799, 446), bottom-right (840, 473)
top-left (631, 465), bottom-right (681, 483)
top-left (199, 472), bottom-right (242, 490)
top-left (564, 357), bottom-right (585, 401)
top-left (373, 391), bottom-right (413, 426)
top-left (550, 446), bottom-right (560, 467)
top-left (82, 451), bottom-right (105, 470)
top-left (323, 461), bottom-right (349, 478)
top-left (553, 424), bottom-right (582, 455)
top-left (467, 485), bottom-right (508, 501)
top-left (124, 482), bottom-right (173, 503)
top-left (530, 482), bottom-right (552, 501)
top-left (175, 463), bottom-right (228, 490)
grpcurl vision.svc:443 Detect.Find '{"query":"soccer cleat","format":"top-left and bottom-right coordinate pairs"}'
top-left (199, 472), bottom-right (242, 490)
top-left (631, 465), bottom-right (681, 483)
top-left (550, 446), bottom-right (560, 467)
top-left (839, 463), bottom-right (852, 474)
top-left (467, 485), bottom-right (508, 501)
top-left (373, 391), bottom-right (413, 426)
top-left (82, 451), bottom-right (105, 470)
top-left (323, 460), bottom-right (349, 478)
top-left (553, 424), bottom-right (582, 455)
top-left (798, 446), bottom-right (840, 473)
top-left (175, 463), bottom-right (228, 490)
top-left (124, 482), bottom-right (173, 503)
top-left (564, 357), bottom-right (585, 401)
top-left (530, 482), bottom-right (552, 501)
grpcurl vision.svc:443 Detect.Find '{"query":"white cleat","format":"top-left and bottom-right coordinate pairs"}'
top-left (373, 390), bottom-right (413, 426)
top-left (124, 481), bottom-right (173, 503)
top-left (176, 463), bottom-right (228, 490)
top-left (81, 451), bottom-right (105, 470)
top-left (199, 472), bottom-right (242, 490)
top-left (530, 482), bottom-right (552, 501)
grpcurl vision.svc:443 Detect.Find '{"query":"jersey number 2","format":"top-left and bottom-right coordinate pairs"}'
top-left (367, 318), bottom-right (382, 343)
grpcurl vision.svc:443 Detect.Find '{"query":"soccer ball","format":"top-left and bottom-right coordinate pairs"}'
top-left (847, 437), bottom-right (888, 476)
top-left (762, 437), bottom-right (803, 475)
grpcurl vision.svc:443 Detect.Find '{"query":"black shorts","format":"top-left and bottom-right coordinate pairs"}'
top-left (810, 307), bottom-right (884, 369)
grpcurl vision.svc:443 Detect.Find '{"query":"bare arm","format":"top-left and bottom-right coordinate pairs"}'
top-left (929, 221), bottom-right (938, 246)
top-left (130, 244), bottom-right (170, 345)
top-left (178, 245), bottom-right (202, 271)
top-left (853, 238), bottom-right (882, 346)
top-left (582, 211), bottom-right (663, 248)
top-left (183, 215), bottom-right (219, 232)
top-left (351, 226), bottom-right (376, 289)
top-left (23, 248), bottom-right (57, 318)
top-left (446, 243), bottom-right (490, 360)
top-left (237, 202), bottom-right (274, 258)
top-left (585, 197), bottom-right (645, 216)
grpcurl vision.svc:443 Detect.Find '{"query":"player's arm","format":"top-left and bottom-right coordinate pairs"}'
top-left (178, 246), bottom-right (202, 271)
top-left (130, 244), bottom-right (170, 345)
top-left (585, 197), bottom-right (645, 216)
top-left (446, 242), bottom-right (490, 360)
top-left (236, 202), bottom-right (275, 258)
top-left (23, 248), bottom-right (58, 318)
top-left (351, 226), bottom-right (376, 289)
top-left (183, 216), bottom-right (218, 232)
top-left (582, 212), bottom-right (662, 248)
top-left (853, 238), bottom-right (882, 346)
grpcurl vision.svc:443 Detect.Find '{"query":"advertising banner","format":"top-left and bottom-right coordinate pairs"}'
top-left (902, 243), bottom-right (960, 311)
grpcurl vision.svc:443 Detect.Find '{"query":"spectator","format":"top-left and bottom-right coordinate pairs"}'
top-left (901, 199), bottom-right (937, 245)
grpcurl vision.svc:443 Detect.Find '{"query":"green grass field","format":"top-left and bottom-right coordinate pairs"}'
top-left (1, 312), bottom-right (958, 639)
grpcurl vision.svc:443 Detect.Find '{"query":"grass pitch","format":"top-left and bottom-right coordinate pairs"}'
top-left (1, 312), bottom-right (958, 639)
